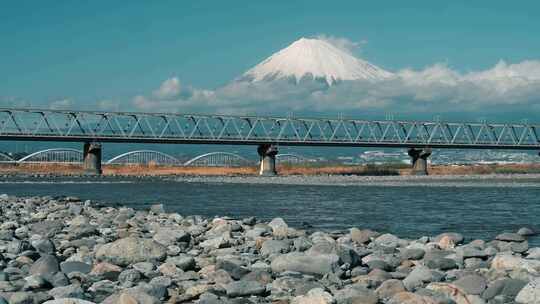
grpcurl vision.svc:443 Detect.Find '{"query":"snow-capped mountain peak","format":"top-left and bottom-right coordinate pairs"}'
top-left (242, 37), bottom-right (393, 85)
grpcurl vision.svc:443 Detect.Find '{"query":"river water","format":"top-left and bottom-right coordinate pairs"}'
top-left (2, 175), bottom-right (540, 245)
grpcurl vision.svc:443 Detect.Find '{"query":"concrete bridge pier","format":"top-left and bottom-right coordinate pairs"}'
top-left (83, 142), bottom-right (102, 175)
top-left (257, 144), bottom-right (278, 176)
top-left (408, 148), bottom-right (432, 175)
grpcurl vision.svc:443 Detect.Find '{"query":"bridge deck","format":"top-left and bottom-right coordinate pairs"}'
top-left (0, 108), bottom-right (539, 150)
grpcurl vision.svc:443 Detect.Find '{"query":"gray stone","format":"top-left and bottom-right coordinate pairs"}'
top-left (166, 255), bottom-right (195, 271)
top-left (95, 237), bottom-right (167, 266)
top-left (23, 274), bottom-right (48, 290)
top-left (271, 252), bottom-right (340, 276)
top-left (433, 232), bottom-right (464, 244)
top-left (459, 246), bottom-right (489, 259)
top-left (482, 278), bottom-right (526, 302)
top-left (400, 248), bottom-right (425, 261)
top-left (334, 284), bottom-right (378, 304)
top-left (336, 244), bottom-right (361, 267)
top-left (132, 262), bottom-right (155, 277)
top-left (271, 276), bottom-right (324, 297)
top-left (50, 272), bottom-right (69, 287)
top-left (293, 288), bottom-right (334, 304)
top-left (515, 277), bottom-right (540, 304)
top-left (373, 233), bottom-right (401, 248)
top-left (518, 227), bottom-right (536, 236)
top-left (152, 228), bottom-right (190, 246)
top-left (118, 269), bottom-right (142, 286)
top-left (260, 240), bottom-right (289, 256)
top-left (6, 292), bottom-right (34, 304)
top-left (42, 299), bottom-right (96, 304)
top-left (199, 236), bottom-right (230, 249)
top-left (512, 241), bottom-right (529, 254)
top-left (496, 233), bottom-right (525, 242)
top-left (60, 261), bottom-right (92, 275)
top-left (101, 289), bottom-right (159, 304)
top-left (48, 284), bottom-right (85, 299)
top-left (527, 247), bottom-right (540, 260)
top-left (242, 217), bottom-right (256, 225)
top-left (403, 265), bottom-right (433, 291)
top-left (350, 228), bottom-right (379, 244)
top-left (293, 237), bottom-right (312, 252)
top-left (366, 259), bottom-right (392, 272)
top-left (225, 280), bottom-right (266, 297)
top-left (453, 274), bottom-right (487, 295)
top-left (30, 221), bottom-right (64, 238)
top-left (216, 259), bottom-right (250, 280)
top-left (149, 204), bottom-right (165, 214)
top-left (376, 279), bottom-right (406, 299)
top-left (30, 255), bottom-right (60, 278)
top-left (268, 218), bottom-right (288, 238)
top-left (31, 239), bottom-right (55, 255)
top-left (425, 257), bottom-right (457, 270)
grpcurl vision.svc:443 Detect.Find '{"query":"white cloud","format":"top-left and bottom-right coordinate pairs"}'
top-left (153, 77), bottom-right (182, 99)
top-left (315, 34), bottom-right (367, 55)
top-left (49, 98), bottom-right (73, 109)
top-left (129, 52), bottom-right (540, 121)
top-left (96, 99), bottom-right (120, 111)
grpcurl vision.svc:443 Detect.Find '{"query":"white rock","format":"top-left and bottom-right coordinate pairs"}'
top-left (516, 278), bottom-right (540, 304)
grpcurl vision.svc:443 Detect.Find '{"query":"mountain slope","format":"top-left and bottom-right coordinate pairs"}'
top-left (241, 37), bottom-right (393, 85)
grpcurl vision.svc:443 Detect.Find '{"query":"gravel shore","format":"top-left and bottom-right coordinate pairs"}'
top-left (1, 194), bottom-right (540, 304)
top-left (168, 174), bottom-right (540, 187)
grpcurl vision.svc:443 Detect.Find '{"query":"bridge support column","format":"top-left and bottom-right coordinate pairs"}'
top-left (408, 148), bottom-right (431, 175)
top-left (257, 144), bottom-right (278, 176)
top-left (83, 142), bottom-right (102, 175)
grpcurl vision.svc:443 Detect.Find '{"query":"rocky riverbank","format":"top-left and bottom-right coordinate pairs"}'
top-left (1, 195), bottom-right (540, 304)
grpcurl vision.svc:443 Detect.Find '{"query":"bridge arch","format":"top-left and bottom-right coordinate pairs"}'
top-left (276, 153), bottom-right (312, 165)
top-left (106, 150), bottom-right (180, 165)
top-left (17, 148), bottom-right (83, 163)
top-left (184, 152), bottom-right (253, 167)
top-left (0, 152), bottom-right (15, 163)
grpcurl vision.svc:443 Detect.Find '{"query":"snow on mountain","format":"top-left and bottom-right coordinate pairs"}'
top-left (241, 37), bottom-right (394, 85)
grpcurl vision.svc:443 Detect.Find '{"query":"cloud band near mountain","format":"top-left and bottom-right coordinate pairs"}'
top-left (132, 59), bottom-right (540, 119)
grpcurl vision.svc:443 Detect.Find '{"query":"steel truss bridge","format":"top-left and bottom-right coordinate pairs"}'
top-left (0, 108), bottom-right (539, 149)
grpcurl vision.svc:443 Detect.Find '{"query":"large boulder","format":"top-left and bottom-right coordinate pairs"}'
top-left (271, 252), bottom-right (340, 276)
top-left (95, 237), bottom-right (167, 266)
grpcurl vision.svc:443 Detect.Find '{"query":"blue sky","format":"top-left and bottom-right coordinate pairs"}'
top-left (1, 1), bottom-right (540, 120)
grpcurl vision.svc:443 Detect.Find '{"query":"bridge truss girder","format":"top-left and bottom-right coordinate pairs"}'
top-left (0, 108), bottom-right (539, 150)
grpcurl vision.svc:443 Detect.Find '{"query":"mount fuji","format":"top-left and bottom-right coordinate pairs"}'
top-left (240, 37), bottom-right (394, 85)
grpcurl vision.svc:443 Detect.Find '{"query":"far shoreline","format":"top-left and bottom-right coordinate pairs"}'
top-left (1, 162), bottom-right (540, 177)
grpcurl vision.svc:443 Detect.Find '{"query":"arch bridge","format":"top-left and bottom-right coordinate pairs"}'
top-left (17, 148), bottom-right (83, 164)
top-left (184, 152), bottom-right (253, 167)
top-left (276, 153), bottom-right (313, 165)
top-left (106, 150), bottom-right (180, 165)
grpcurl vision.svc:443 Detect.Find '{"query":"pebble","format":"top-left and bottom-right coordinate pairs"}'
top-left (0, 194), bottom-right (537, 303)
